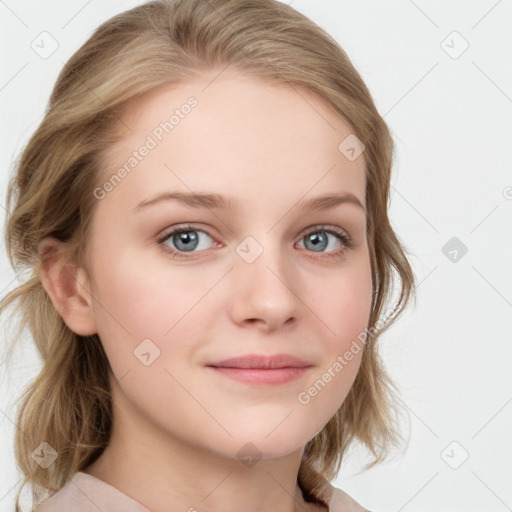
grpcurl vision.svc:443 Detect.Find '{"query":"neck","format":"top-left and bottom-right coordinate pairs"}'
top-left (83, 388), bottom-right (327, 512)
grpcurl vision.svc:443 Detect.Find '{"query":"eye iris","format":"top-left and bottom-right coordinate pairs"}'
top-left (174, 231), bottom-right (198, 251)
top-left (305, 232), bottom-right (328, 252)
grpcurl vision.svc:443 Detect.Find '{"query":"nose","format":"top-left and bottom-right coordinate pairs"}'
top-left (228, 240), bottom-right (301, 333)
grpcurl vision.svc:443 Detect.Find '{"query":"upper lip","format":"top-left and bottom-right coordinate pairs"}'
top-left (206, 354), bottom-right (312, 369)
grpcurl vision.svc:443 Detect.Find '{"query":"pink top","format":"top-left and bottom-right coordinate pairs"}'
top-left (35, 471), bottom-right (372, 512)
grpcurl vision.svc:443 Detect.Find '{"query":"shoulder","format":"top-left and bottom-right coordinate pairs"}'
top-left (35, 472), bottom-right (149, 512)
top-left (329, 486), bottom-right (374, 512)
top-left (316, 475), bottom-right (373, 512)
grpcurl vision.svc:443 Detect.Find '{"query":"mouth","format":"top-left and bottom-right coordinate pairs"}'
top-left (205, 353), bottom-right (313, 386)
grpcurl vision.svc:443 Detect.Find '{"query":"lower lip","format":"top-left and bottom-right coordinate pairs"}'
top-left (207, 366), bottom-right (310, 385)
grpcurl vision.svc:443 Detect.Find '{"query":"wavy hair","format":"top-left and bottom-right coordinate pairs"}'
top-left (1, 0), bottom-right (416, 509)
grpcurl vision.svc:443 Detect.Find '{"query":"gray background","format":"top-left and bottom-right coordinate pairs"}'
top-left (1, 1), bottom-right (511, 511)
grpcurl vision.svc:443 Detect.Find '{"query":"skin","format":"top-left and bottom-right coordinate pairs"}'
top-left (39, 69), bottom-right (372, 512)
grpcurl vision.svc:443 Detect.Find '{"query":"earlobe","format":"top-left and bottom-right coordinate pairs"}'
top-left (38, 237), bottom-right (98, 336)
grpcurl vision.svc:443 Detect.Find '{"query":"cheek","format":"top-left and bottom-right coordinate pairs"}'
top-left (87, 242), bottom-right (221, 391)
top-left (91, 237), bottom-right (186, 326)
top-left (298, 256), bottom-right (372, 413)
top-left (87, 245), bottom-right (185, 365)
top-left (312, 254), bottom-right (373, 345)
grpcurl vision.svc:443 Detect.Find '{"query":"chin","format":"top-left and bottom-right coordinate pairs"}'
top-left (216, 426), bottom-right (316, 462)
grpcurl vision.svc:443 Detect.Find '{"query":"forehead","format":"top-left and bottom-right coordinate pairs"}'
top-left (97, 69), bottom-right (366, 214)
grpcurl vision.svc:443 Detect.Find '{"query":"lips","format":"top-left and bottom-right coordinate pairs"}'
top-left (206, 354), bottom-right (312, 386)
top-left (206, 354), bottom-right (312, 369)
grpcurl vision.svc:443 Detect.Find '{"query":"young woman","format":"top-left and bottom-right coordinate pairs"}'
top-left (1, 1), bottom-right (415, 510)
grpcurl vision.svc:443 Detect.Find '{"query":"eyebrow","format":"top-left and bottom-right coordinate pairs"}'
top-left (132, 191), bottom-right (366, 215)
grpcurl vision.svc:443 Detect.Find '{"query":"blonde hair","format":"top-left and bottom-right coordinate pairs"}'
top-left (1, 0), bottom-right (416, 510)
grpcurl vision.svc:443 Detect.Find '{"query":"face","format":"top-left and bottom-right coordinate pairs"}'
top-left (82, 70), bottom-right (372, 460)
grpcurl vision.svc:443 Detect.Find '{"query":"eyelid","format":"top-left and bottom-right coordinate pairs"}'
top-left (298, 223), bottom-right (348, 239)
top-left (156, 223), bottom-right (219, 250)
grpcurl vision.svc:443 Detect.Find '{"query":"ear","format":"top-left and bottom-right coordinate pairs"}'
top-left (38, 237), bottom-right (98, 336)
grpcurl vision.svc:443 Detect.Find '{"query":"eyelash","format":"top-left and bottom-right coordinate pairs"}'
top-left (157, 223), bottom-right (354, 261)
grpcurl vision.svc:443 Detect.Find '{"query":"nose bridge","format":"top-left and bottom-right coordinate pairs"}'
top-left (236, 233), bottom-right (288, 284)
top-left (230, 232), bottom-right (300, 327)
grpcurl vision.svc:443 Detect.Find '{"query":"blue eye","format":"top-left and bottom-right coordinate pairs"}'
top-left (298, 228), bottom-right (350, 253)
top-left (297, 225), bottom-right (353, 260)
top-left (159, 225), bottom-right (215, 257)
top-left (157, 223), bottom-right (353, 260)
